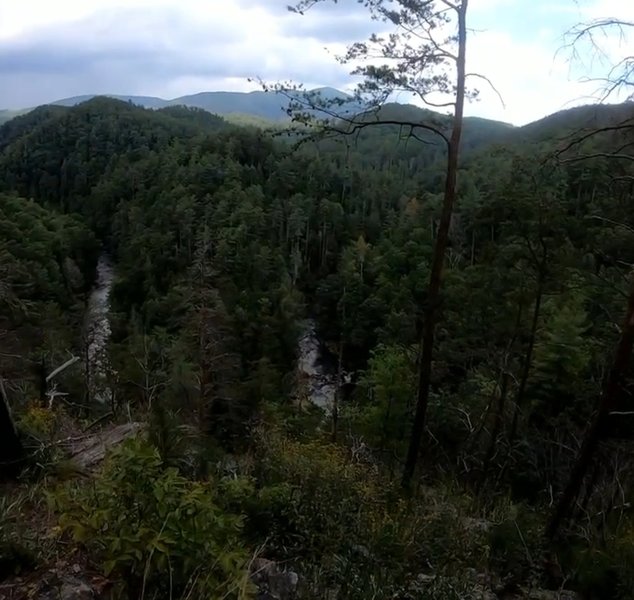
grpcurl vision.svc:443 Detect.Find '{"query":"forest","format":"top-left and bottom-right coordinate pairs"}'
top-left (2, 1), bottom-right (634, 599)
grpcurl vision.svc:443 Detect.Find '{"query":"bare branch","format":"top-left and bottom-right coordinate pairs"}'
top-left (554, 119), bottom-right (634, 158)
top-left (466, 72), bottom-right (505, 108)
top-left (46, 355), bottom-right (80, 383)
top-left (585, 215), bottom-right (634, 234)
top-left (559, 152), bottom-right (634, 164)
top-left (0, 374), bottom-right (17, 435)
top-left (267, 83), bottom-right (451, 146)
top-left (560, 18), bottom-right (634, 102)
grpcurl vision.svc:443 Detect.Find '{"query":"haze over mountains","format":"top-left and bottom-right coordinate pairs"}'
top-left (1, 87), bottom-right (632, 152)
top-left (0, 88), bottom-right (354, 125)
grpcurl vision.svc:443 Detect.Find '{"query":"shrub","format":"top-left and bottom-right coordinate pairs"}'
top-left (51, 436), bottom-right (252, 599)
top-left (248, 428), bottom-right (382, 562)
top-left (236, 427), bottom-right (491, 599)
top-left (0, 496), bottom-right (37, 579)
top-left (566, 520), bottom-right (634, 600)
top-left (18, 404), bottom-right (57, 439)
top-left (488, 504), bottom-right (546, 585)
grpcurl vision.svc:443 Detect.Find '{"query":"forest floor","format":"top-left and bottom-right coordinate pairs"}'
top-left (0, 418), bottom-right (143, 599)
top-left (0, 415), bottom-right (586, 600)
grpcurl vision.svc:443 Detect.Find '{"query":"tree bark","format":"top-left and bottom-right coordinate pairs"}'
top-left (38, 356), bottom-right (47, 407)
top-left (546, 278), bottom-right (634, 539)
top-left (332, 287), bottom-right (346, 443)
top-left (401, 0), bottom-right (469, 489)
top-left (0, 375), bottom-right (23, 479)
top-left (479, 370), bottom-right (511, 491)
top-left (510, 274), bottom-right (544, 442)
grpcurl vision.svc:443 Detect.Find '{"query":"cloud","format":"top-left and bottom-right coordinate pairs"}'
top-left (0, 0), bottom-right (355, 107)
top-left (0, 0), bottom-right (631, 124)
top-left (271, 0), bottom-right (379, 42)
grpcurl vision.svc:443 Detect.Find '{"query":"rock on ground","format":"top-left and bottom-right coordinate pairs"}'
top-left (0, 562), bottom-right (111, 599)
top-left (251, 558), bottom-right (299, 600)
top-left (68, 422), bottom-right (143, 470)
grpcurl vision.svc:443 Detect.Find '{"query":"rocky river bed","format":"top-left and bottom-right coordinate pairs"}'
top-left (84, 254), bottom-right (114, 404)
top-left (84, 258), bottom-right (341, 411)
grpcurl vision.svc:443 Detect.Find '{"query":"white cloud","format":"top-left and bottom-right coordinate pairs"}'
top-left (0, 0), bottom-right (632, 123)
top-left (448, 0), bottom-right (633, 124)
top-left (463, 29), bottom-right (584, 124)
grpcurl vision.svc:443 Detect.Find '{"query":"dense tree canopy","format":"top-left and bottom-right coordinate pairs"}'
top-left (1, 90), bottom-right (634, 598)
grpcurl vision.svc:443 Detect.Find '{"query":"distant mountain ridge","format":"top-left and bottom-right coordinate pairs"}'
top-left (42, 87), bottom-right (355, 122)
top-left (2, 89), bottom-right (632, 149)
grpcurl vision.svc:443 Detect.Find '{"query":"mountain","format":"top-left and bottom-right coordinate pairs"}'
top-left (169, 90), bottom-right (294, 120)
top-left (3, 90), bottom-right (634, 600)
top-left (44, 88), bottom-right (354, 121)
top-left (3, 88), bottom-right (360, 125)
top-left (2, 89), bottom-right (631, 160)
top-left (0, 109), bottom-right (29, 125)
top-left (52, 94), bottom-right (169, 109)
top-left (514, 101), bottom-right (634, 144)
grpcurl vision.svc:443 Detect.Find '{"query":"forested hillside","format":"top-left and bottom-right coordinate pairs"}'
top-left (2, 87), bottom-right (356, 124)
top-left (1, 73), bottom-right (634, 600)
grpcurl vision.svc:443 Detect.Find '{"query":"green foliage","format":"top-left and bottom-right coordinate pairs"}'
top-left (0, 495), bottom-right (37, 579)
top-left (488, 505), bottom-right (547, 584)
top-left (226, 427), bottom-right (491, 599)
top-left (0, 192), bottom-right (98, 429)
top-left (147, 401), bottom-right (191, 471)
top-left (247, 429), bottom-right (381, 560)
top-left (0, 193), bottom-right (98, 311)
top-left (529, 291), bottom-right (593, 425)
top-left (17, 404), bottom-right (56, 438)
top-left (1, 91), bottom-right (634, 598)
top-left (344, 344), bottom-right (416, 463)
top-left (560, 518), bottom-right (634, 600)
top-left (52, 437), bottom-right (251, 599)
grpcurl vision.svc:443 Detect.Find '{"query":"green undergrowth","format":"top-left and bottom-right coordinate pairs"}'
top-left (43, 420), bottom-right (561, 600)
top-left (10, 407), bottom-right (634, 599)
top-left (50, 436), bottom-right (253, 599)
top-left (0, 481), bottom-right (55, 581)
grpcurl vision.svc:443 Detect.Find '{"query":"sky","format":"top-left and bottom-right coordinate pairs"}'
top-left (0, 0), bottom-right (632, 125)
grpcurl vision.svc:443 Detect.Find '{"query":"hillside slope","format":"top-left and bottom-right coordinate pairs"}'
top-left (4, 88), bottom-right (632, 151)
top-left (45, 88), bottom-right (353, 121)
top-left (2, 90), bottom-right (634, 600)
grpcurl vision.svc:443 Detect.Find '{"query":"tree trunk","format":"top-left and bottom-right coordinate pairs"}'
top-left (0, 375), bottom-right (23, 480)
top-left (38, 356), bottom-right (47, 407)
top-left (401, 0), bottom-right (469, 489)
top-left (381, 395), bottom-right (394, 454)
top-left (510, 274), bottom-right (544, 442)
top-left (546, 278), bottom-right (634, 539)
top-left (479, 370), bottom-right (510, 491)
top-left (332, 290), bottom-right (346, 443)
top-left (578, 459), bottom-right (601, 515)
top-left (331, 340), bottom-right (343, 443)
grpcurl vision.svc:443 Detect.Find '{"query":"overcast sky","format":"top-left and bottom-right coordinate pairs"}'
top-left (1, 0), bottom-right (632, 125)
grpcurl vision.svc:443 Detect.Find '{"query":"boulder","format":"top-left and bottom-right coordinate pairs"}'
top-left (59, 576), bottom-right (94, 600)
top-left (251, 558), bottom-right (299, 600)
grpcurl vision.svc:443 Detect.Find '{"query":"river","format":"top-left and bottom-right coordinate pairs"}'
top-left (296, 319), bottom-right (342, 413)
top-left (85, 254), bottom-right (114, 404)
top-left (83, 258), bottom-right (338, 410)
top-left (297, 320), bottom-right (337, 411)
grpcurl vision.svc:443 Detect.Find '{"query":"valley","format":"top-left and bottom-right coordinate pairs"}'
top-left (1, 4), bottom-right (634, 597)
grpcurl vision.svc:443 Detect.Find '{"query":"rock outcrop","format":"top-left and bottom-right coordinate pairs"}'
top-left (67, 422), bottom-right (143, 470)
